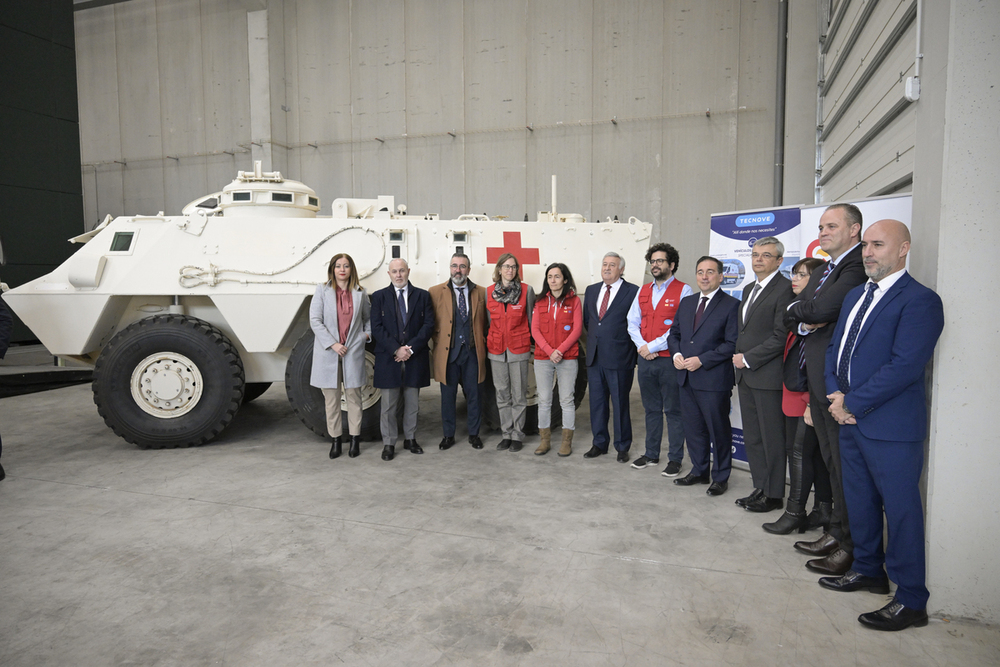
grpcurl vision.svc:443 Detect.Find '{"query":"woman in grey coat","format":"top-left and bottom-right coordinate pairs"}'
top-left (310, 253), bottom-right (371, 459)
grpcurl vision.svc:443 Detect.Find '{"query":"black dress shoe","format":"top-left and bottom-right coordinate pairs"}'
top-left (807, 501), bottom-right (833, 531)
top-left (348, 436), bottom-right (361, 458)
top-left (381, 445), bottom-right (395, 461)
top-left (744, 496), bottom-right (784, 513)
top-left (469, 435), bottom-right (484, 449)
top-left (706, 481), bottom-right (728, 496)
top-left (509, 440), bottom-right (523, 452)
top-left (795, 532), bottom-right (839, 556)
top-left (858, 599), bottom-right (928, 631)
top-left (496, 439), bottom-right (511, 450)
top-left (674, 472), bottom-right (710, 486)
top-left (736, 488), bottom-right (763, 508)
top-left (439, 436), bottom-right (456, 450)
top-left (806, 547), bottom-right (853, 575)
top-left (329, 437), bottom-right (342, 459)
top-left (404, 439), bottom-right (423, 454)
top-left (762, 511), bottom-right (809, 535)
top-left (583, 446), bottom-right (607, 459)
top-left (0, 462), bottom-right (5, 481)
top-left (818, 569), bottom-right (890, 594)
top-left (616, 450), bottom-right (630, 463)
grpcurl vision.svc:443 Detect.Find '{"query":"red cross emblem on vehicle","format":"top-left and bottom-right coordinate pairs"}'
top-left (486, 231), bottom-right (540, 280)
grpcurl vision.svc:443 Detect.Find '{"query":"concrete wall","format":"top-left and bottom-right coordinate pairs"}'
top-left (74, 0), bottom-right (786, 287)
top-left (913, 0), bottom-right (1000, 623)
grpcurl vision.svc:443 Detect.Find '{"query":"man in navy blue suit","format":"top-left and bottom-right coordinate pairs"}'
top-left (370, 259), bottom-right (436, 461)
top-left (583, 252), bottom-right (639, 463)
top-left (816, 220), bottom-right (943, 632)
top-left (667, 256), bottom-right (740, 496)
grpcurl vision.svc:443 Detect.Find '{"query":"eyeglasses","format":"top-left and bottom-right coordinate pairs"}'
top-left (649, 258), bottom-right (670, 265)
top-left (751, 252), bottom-right (777, 260)
top-left (501, 264), bottom-right (518, 270)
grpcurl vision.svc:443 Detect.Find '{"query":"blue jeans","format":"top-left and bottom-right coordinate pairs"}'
top-left (637, 356), bottom-right (685, 462)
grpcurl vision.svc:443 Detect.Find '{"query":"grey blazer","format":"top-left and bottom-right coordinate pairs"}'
top-left (309, 283), bottom-right (371, 389)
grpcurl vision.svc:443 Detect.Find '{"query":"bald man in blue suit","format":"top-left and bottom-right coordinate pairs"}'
top-left (816, 220), bottom-right (943, 632)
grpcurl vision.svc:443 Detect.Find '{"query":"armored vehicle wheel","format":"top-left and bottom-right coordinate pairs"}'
top-left (285, 330), bottom-right (381, 441)
top-left (242, 382), bottom-right (273, 404)
top-left (92, 315), bottom-right (245, 449)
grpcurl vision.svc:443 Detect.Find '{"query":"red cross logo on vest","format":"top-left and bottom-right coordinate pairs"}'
top-left (486, 231), bottom-right (541, 280)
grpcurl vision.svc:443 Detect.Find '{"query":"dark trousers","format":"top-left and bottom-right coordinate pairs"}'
top-left (738, 382), bottom-right (786, 498)
top-left (679, 386), bottom-right (732, 483)
top-left (840, 425), bottom-right (928, 609)
top-left (810, 386), bottom-right (852, 552)
top-left (785, 417), bottom-right (831, 514)
top-left (440, 345), bottom-right (481, 438)
top-left (637, 356), bottom-right (685, 462)
top-left (587, 365), bottom-right (634, 452)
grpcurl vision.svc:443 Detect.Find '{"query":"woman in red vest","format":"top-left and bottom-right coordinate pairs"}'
top-left (486, 253), bottom-right (536, 452)
top-left (531, 262), bottom-right (583, 457)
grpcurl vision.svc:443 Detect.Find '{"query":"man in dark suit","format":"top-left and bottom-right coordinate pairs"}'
top-left (582, 252), bottom-right (639, 462)
top-left (732, 237), bottom-right (793, 512)
top-left (784, 203), bottom-right (867, 575)
top-left (370, 259), bottom-right (436, 461)
top-left (429, 253), bottom-right (488, 450)
top-left (668, 256), bottom-right (740, 496)
top-left (816, 219), bottom-right (943, 632)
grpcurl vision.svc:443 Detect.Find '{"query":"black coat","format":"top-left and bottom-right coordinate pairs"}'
top-left (370, 283), bottom-right (435, 389)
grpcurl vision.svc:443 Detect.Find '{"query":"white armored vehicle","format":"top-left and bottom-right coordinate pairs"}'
top-left (6, 164), bottom-right (651, 448)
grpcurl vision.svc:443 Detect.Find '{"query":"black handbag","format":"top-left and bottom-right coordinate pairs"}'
top-left (783, 335), bottom-right (809, 393)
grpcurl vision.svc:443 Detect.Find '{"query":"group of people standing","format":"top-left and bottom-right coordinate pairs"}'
top-left (309, 203), bottom-right (943, 632)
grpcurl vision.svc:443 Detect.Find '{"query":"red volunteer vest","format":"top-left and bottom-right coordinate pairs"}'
top-left (637, 279), bottom-right (686, 357)
top-left (533, 292), bottom-right (580, 360)
top-left (486, 287), bottom-right (531, 355)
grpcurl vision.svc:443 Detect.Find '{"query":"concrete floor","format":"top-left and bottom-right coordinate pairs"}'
top-left (1, 383), bottom-right (997, 666)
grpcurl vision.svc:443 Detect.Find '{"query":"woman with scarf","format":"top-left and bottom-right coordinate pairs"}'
top-left (485, 253), bottom-right (535, 452)
top-left (531, 262), bottom-right (582, 457)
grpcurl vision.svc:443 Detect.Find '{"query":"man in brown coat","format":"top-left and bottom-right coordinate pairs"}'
top-left (429, 253), bottom-right (488, 450)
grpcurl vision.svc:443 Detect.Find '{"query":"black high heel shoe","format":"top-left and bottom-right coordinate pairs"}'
top-left (329, 436), bottom-right (342, 459)
top-left (806, 501), bottom-right (833, 531)
top-left (348, 435), bottom-right (361, 458)
top-left (762, 511), bottom-right (808, 535)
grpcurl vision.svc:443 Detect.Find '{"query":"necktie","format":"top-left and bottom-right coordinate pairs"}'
top-left (457, 286), bottom-right (468, 321)
top-left (398, 288), bottom-right (407, 325)
top-left (745, 282), bottom-right (761, 315)
top-left (598, 284), bottom-right (611, 319)
top-left (694, 296), bottom-right (708, 329)
top-left (813, 261), bottom-right (835, 295)
top-left (836, 283), bottom-right (878, 393)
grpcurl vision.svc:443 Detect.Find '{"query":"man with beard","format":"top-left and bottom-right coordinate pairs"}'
top-left (817, 219), bottom-right (943, 632)
top-left (627, 243), bottom-right (692, 476)
top-left (430, 253), bottom-right (488, 450)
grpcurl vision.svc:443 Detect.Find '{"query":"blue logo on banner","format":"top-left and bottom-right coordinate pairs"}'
top-left (736, 212), bottom-right (775, 227)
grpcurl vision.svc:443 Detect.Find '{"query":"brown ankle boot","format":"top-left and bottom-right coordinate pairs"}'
top-left (557, 429), bottom-right (573, 457)
top-left (535, 428), bottom-right (551, 455)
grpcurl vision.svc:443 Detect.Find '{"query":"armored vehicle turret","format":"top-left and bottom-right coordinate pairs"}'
top-left (6, 165), bottom-right (652, 448)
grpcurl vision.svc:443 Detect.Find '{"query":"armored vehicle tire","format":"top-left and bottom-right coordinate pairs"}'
top-left (242, 382), bottom-right (273, 404)
top-left (285, 330), bottom-right (381, 441)
top-left (92, 315), bottom-right (245, 449)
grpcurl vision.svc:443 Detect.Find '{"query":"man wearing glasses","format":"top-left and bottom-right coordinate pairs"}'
top-left (732, 237), bottom-right (793, 512)
top-left (627, 243), bottom-right (693, 476)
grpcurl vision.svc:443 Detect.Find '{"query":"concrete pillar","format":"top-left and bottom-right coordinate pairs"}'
top-left (913, 0), bottom-right (1000, 622)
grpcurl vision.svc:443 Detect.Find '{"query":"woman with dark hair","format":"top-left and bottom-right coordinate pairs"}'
top-left (763, 257), bottom-right (833, 534)
top-left (485, 253), bottom-right (536, 452)
top-left (531, 262), bottom-right (583, 457)
top-left (310, 253), bottom-right (371, 459)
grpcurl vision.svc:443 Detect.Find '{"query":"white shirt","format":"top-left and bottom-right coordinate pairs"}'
top-left (836, 269), bottom-right (907, 384)
top-left (596, 277), bottom-right (625, 312)
top-left (742, 269), bottom-right (780, 320)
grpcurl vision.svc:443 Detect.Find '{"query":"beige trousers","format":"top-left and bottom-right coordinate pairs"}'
top-left (322, 366), bottom-right (363, 436)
